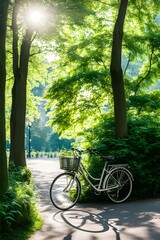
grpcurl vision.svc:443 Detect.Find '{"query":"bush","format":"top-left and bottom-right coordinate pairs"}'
top-left (78, 116), bottom-right (160, 202)
top-left (0, 166), bottom-right (42, 239)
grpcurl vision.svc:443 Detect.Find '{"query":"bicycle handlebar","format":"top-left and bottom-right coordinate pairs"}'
top-left (72, 148), bottom-right (99, 155)
top-left (72, 148), bottom-right (115, 161)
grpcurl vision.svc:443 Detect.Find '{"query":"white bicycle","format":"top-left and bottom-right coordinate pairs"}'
top-left (50, 148), bottom-right (134, 210)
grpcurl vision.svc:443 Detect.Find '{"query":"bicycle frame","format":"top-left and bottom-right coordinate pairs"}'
top-left (77, 160), bottom-right (124, 192)
top-left (64, 176), bottom-right (76, 192)
top-left (72, 148), bottom-right (133, 193)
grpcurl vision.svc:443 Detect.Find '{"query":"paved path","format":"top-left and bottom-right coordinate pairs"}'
top-left (27, 158), bottom-right (160, 240)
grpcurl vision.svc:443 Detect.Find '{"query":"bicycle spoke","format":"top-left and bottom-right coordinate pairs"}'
top-left (106, 168), bottom-right (132, 203)
top-left (50, 172), bottom-right (81, 210)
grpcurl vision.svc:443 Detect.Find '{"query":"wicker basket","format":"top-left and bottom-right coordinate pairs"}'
top-left (59, 156), bottom-right (80, 171)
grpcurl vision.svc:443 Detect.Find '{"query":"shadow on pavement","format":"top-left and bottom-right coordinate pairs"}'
top-left (52, 200), bottom-right (160, 240)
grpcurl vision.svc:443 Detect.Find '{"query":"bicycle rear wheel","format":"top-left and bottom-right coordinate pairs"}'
top-left (50, 172), bottom-right (81, 210)
top-left (105, 168), bottom-right (132, 203)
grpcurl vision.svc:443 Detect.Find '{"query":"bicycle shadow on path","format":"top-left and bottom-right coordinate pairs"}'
top-left (51, 200), bottom-right (160, 240)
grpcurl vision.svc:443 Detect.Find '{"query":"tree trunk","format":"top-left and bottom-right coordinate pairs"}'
top-left (110, 0), bottom-right (128, 137)
top-left (0, 0), bottom-right (9, 197)
top-left (10, 29), bottom-right (32, 166)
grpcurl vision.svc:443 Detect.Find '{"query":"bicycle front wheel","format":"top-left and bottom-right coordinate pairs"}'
top-left (105, 168), bottom-right (132, 203)
top-left (50, 172), bottom-right (81, 210)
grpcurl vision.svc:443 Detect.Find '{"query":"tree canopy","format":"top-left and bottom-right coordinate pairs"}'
top-left (46, 0), bottom-right (160, 139)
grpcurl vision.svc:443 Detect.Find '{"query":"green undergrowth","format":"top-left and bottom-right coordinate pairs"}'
top-left (0, 165), bottom-right (43, 240)
top-left (77, 117), bottom-right (160, 202)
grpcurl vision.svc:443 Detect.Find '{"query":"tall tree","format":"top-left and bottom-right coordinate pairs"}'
top-left (46, 0), bottom-right (129, 137)
top-left (9, 1), bottom-right (33, 166)
top-left (110, 0), bottom-right (128, 137)
top-left (0, 0), bottom-right (9, 196)
top-left (9, 0), bottom-right (52, 166)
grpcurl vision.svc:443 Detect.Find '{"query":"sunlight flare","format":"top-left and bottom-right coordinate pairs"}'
top-left (24, 5), bottom-right (48, 30)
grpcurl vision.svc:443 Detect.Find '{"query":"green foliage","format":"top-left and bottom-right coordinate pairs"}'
top-left (0, 166), bottom-right (42, 239)
top-left (46, 0), bottom-right (160, 138)
top-left (59, 148), bottom-right (73, 157)
top-left (46, 70), bottom-right (109, 136)
top-left (78, 115), bottom-right (160, 202)
top-left (128, 90), bottom-right (160, 117)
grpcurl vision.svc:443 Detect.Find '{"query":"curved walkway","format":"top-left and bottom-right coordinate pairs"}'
top-left (27, 158), bottom-right (160, 240)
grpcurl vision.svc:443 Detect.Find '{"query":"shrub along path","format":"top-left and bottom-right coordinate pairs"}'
top-left (27, 158), bottom-right (160, 240)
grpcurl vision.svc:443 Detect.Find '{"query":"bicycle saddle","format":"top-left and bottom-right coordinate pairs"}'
top-left (102, 156), bottom-right (115, 161)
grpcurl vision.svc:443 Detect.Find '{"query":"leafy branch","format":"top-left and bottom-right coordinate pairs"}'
top-left (135, 47), bottom-right (154, 95)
